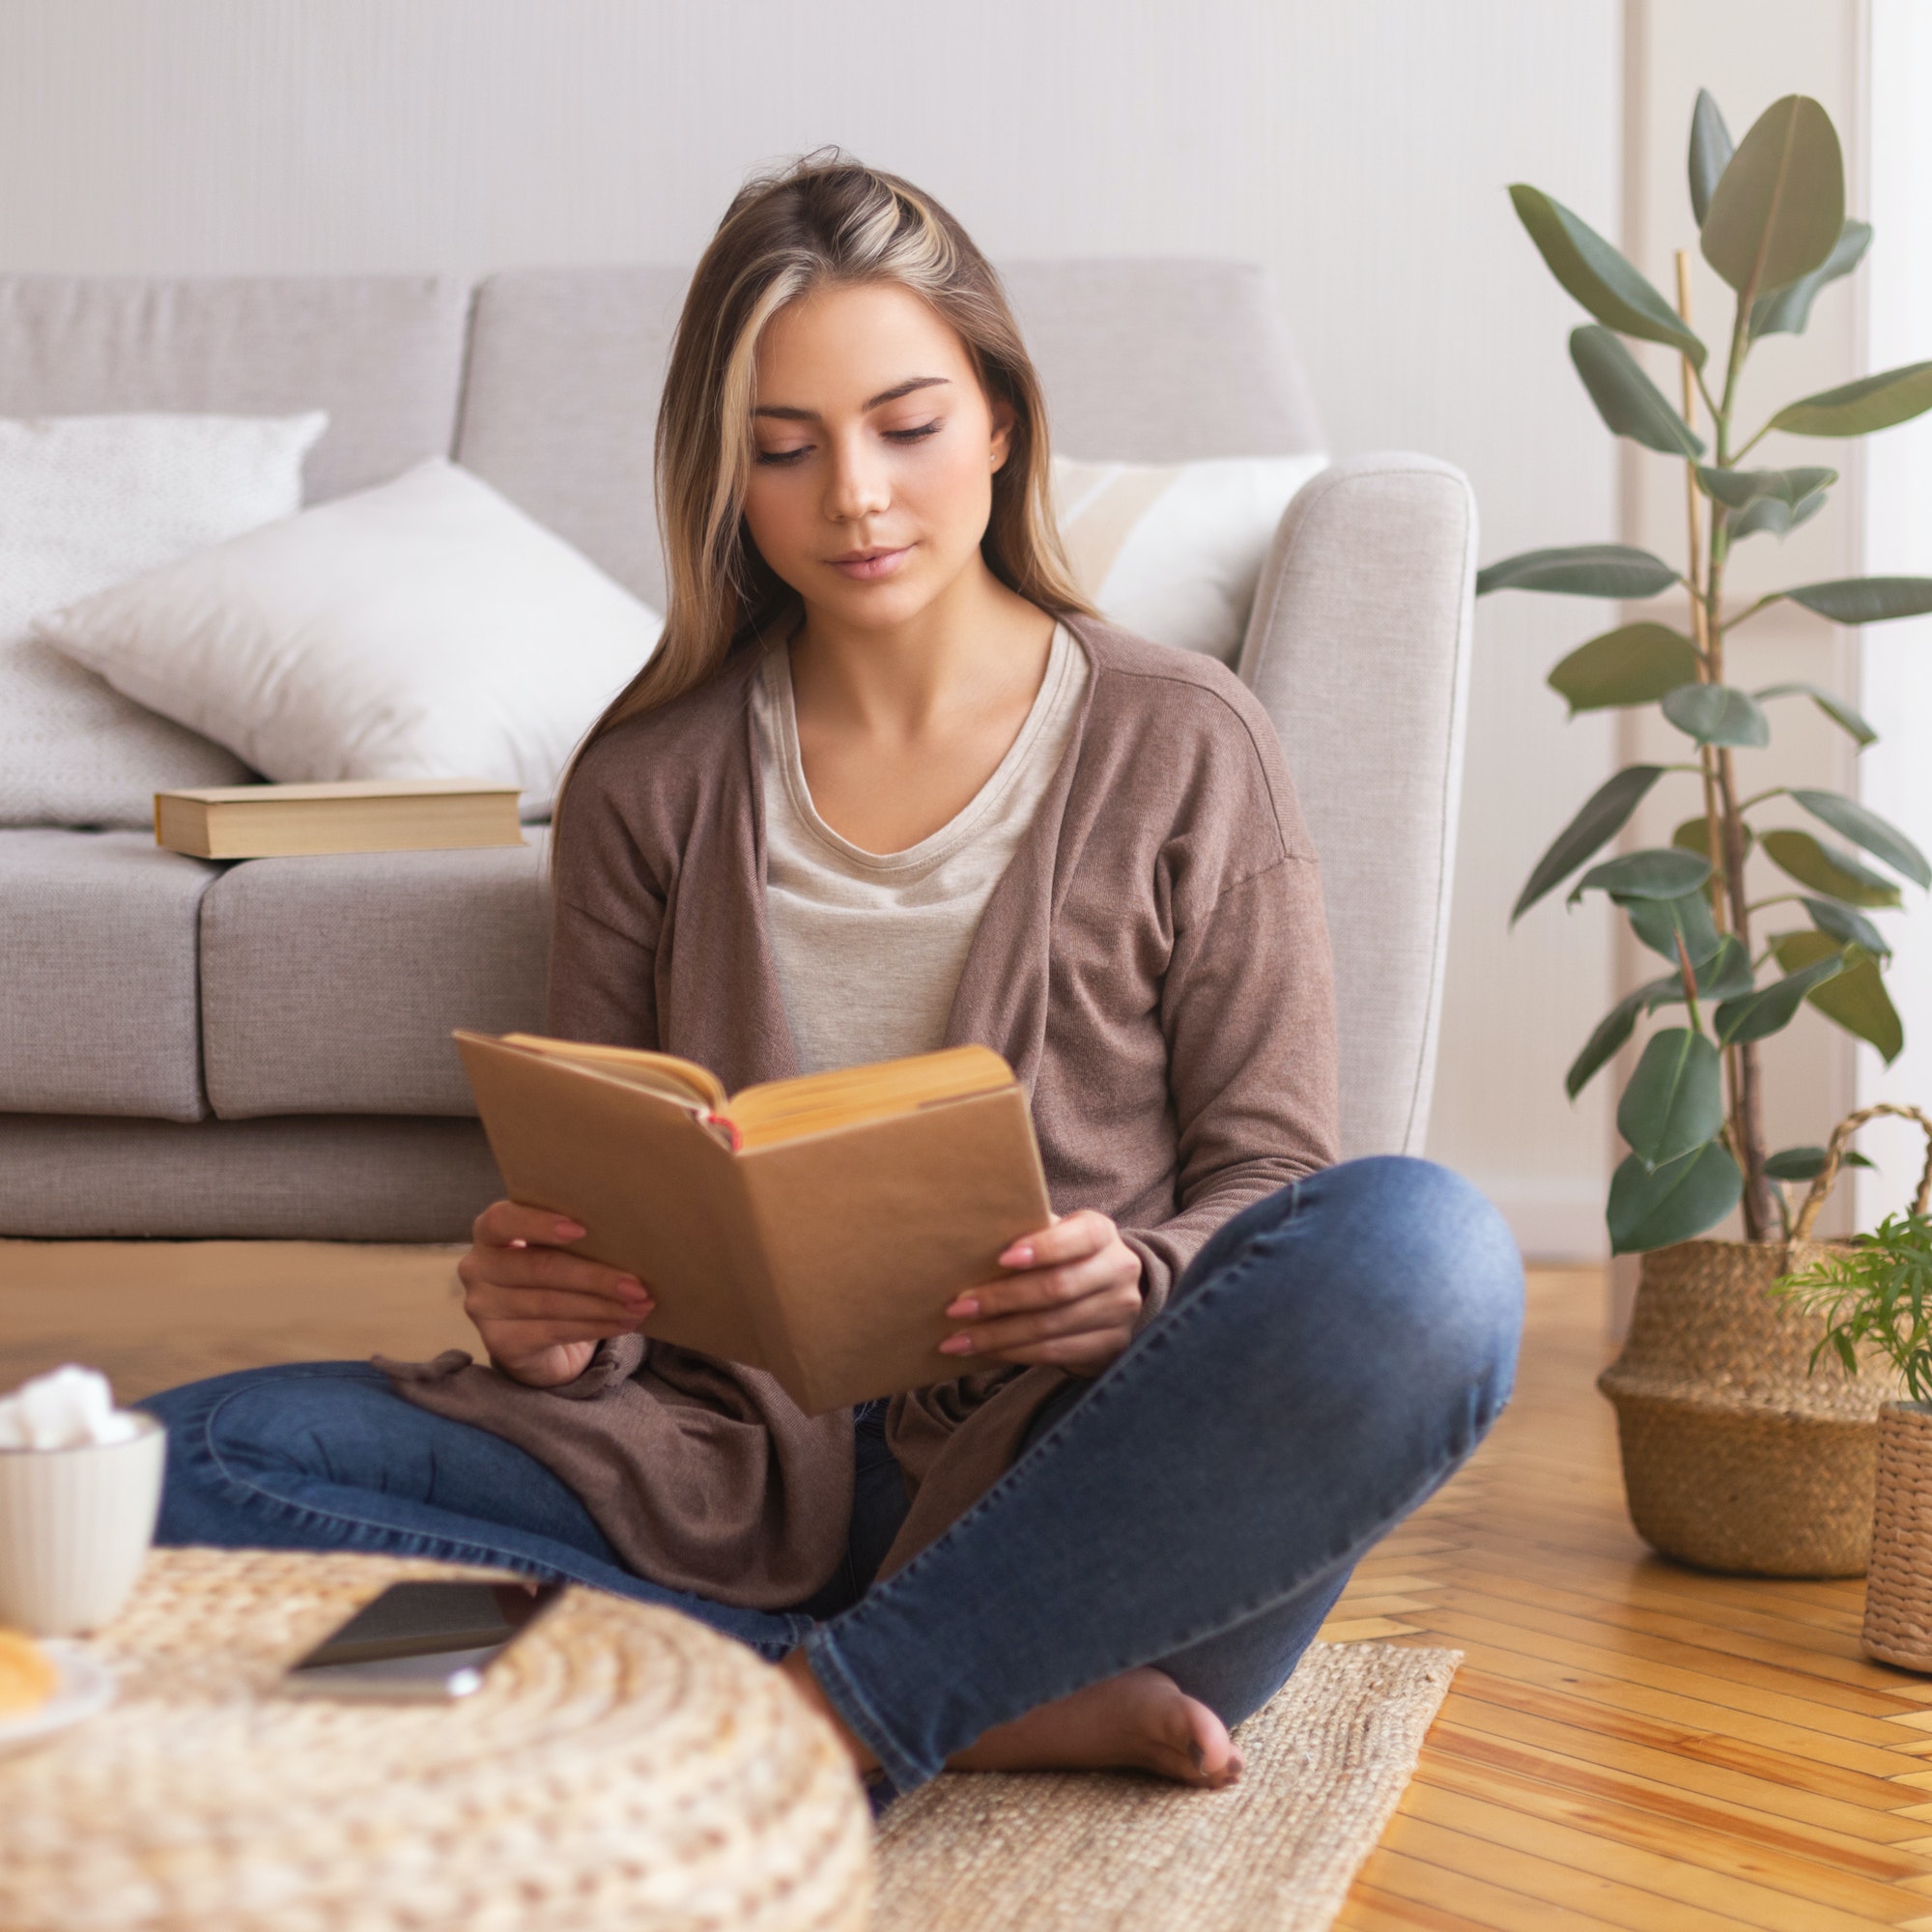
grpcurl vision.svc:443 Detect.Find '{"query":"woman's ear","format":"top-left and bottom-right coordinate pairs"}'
top-left (988, 398), bottom-right (1016, 474)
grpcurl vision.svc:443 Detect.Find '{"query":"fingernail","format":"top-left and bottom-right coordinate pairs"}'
top-left (939, 1334), bottom-right (975, 1356)
top-left (554, 1220), bottom-right (586, 1240)
top-left (1001, 1244), bottom-right (1034, 1267)
top-left (946, 1295), bottom-right (980, 1318)
top-left (617, 1276), bottom-right (648, 1299)
top-left (1188, 1741), bottom-right (1206, 1772)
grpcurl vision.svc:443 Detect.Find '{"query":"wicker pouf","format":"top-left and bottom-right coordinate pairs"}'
top-left (0, 1546), bottom-right (872, 1932)
top-left (1598, 1238), bottom-right (1903, 1577)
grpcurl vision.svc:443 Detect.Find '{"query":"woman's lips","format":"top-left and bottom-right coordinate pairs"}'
top-left (827, 545), bottom-right (911, 581)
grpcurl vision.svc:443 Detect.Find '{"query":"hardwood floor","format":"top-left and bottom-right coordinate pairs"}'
top-left (7, 1243), bottom-right (1932, 1924)
top-left (0, 1238), bottom-right (473, 1400)
top-left (1330, 1265), bottom-right (1932, 1932)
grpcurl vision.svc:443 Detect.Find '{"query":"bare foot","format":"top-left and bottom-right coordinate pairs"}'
top-left (779, 1653), bottom-right (1241, 1790)
top-left (949, 1667), bottom-right (1242, 1788)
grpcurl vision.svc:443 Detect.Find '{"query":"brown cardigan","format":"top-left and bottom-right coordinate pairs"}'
top-left (386, 615), bottom-right (1340, 1606)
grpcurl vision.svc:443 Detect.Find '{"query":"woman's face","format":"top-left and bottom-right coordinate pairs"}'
top-left (741, 281), bottom-right (1012, 632)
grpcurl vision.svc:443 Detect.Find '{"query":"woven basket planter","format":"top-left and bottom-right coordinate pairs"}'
top-left (1598, 1237), bottom-right (1902, 1577)
top-left (1864, 1403), bottom-right (1932, 1669)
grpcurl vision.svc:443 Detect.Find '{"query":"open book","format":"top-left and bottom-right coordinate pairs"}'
top-left (455, 1031), bottom-right (1053, 1413)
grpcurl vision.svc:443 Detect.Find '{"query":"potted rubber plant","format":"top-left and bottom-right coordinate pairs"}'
top-left (1774, 1107), bottom-right (1932, 1662)
top-left (1484, 91), bottom-right (1932, 1576)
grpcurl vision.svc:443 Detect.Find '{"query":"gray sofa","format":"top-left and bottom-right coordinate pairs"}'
top-left (0, 263), bottom-right (1476, 1241)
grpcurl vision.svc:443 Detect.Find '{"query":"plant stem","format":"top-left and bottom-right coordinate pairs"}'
top-left (1674, 931), bottom-right (1704, 1034)
top-left (1675, 254), bottom-right (1726, 942)
top-left (1715, 593), bottom-right (1783, 635)
top-left (1704, 272), bottom-right (1776, 1239)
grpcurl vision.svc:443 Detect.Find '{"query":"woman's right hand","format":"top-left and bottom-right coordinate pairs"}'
top-left (456, 1201), bottom-right (655, 1389)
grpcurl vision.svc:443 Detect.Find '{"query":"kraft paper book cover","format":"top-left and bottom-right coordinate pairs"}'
top-left (455, 1031), bottom-right (1053, 1413)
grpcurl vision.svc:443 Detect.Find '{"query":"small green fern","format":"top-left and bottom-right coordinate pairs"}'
top-left (1775, 1212), bottom-right (1932, 1402)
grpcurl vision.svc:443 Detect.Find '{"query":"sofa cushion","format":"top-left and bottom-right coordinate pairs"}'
top-left (456, 268), bottom-right (689, 610)
top-left (1000, 260), bottom-right (1325, 461)
top-left (0, 1115), bottom-right (501, 1240)
top-left (200, 839), bottom-right (551, 1119)
top-left (2, 411), bottom-right (324, 830)
top-left (0, 830), bottom-right (216, 1121)
top-left (0, 275), bottom-right (469, 505)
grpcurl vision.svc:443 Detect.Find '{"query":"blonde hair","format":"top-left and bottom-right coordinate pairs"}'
top-left (567, 153), bottom-right (1091, 776)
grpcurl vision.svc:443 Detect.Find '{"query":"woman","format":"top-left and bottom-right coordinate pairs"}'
top-left (148, 157), bottom-right (1521, 1798)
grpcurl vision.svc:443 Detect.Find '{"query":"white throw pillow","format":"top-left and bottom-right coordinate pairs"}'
top-left (1052, 453), bottom-right (1328, 664)
top-left (39, 460), bottom-right (665, 821)
top-left (0, 412), bottom-right (327, 827)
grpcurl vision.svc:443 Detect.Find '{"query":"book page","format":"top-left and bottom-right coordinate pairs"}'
top-left (726, 1044), bottom-right (1014, 1150)
top-left (497, 1034), bottom-right (727, 1112)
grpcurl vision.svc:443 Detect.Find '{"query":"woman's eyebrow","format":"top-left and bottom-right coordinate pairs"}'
top-left (753, 376), bottom-right (952, 421)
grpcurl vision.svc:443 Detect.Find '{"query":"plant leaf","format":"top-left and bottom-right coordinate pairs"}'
top-left (1751, 218), bottom-right (1873, 337)
top-left (1570, 327), bottom-right (1705, 457)
top-left (1572, 848), bottom-right (1713, 905)
top-left (1699, 465), bottom-right (1837, 544)
top-left (1477, 544), bottom-right (1681, 599)
top-left (1803, 895), bottom-right (1891, 955)
top-left (1567, 986), bottom-right (1651, 1099)
top-left (1608, 1143), bottom-right (1743, 1253)
top-left (1568, 954), bottom-right (1746, 1097)
top-left (1548, 624), bottom-right (1702, 713)
top-left (1790, 788), bottom-right (1931, 887)
top-left (1684, 934), bottom-right (1756, 1001)
top-left (1755, 681), bottom-right (1876, 746)
top-left (1509, 185), bottom-right (1708, 366)
top-left (1773, 932), bottom-right (1906, 1061)
top-left (1716, 952), bottom-right (1847, 1044)
top-left (1619, 1028), bottom-right (1726, 1171)
top-left (1729, 490), bottom-right (1831, 541)
top-left (1784, 577), bottom-right (1932, 623)
top-left (1689, 89), bottom-right (1734, 228)
top-left (1513, 765), bottom-right (1666, 921)
top-left (1764, 1144), bottom-right (1875, 1181)
top-left (1699, 96), bottom-right (1845, 296)
top-left (1762, 829), bottom-right (1904, 907)
top-left (1661, 682), bottom-right (1771, 748)
top-left (1770, 362), bottom-right (1932, 437)
top-left (1672, 815), bottom-right (1753, 864)
top-left (1697, 464), bottom-right (1837, 509)
top-left (1622, 888), bottom-right (1722, 968)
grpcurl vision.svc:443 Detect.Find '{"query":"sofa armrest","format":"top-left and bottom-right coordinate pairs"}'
top-left (1236, 453), bottom-right (1478, 1161)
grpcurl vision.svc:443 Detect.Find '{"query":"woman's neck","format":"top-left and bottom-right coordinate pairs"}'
top-left (787, 555), bottom-right (1054, 745)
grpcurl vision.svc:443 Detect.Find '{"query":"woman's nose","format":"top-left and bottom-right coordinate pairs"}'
top-left (825, 437), bottom-right (891, 523)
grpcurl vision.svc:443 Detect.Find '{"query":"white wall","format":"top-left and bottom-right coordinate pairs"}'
top-left (1856, 0), bottom-right (1932, 1221)
top-left (0, 0), bottom-right (1625, 1249)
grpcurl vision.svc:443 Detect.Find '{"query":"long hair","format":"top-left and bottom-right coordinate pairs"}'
top-left (562, 153), bottom-right (1091, 795)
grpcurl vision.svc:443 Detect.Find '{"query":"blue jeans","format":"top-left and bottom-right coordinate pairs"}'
top-left (144, 1155), bottom-right (1521, 1794)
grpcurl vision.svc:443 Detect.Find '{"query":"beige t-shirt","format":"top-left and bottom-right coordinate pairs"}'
top-left (752, 625), bottom-right (1091, 1075)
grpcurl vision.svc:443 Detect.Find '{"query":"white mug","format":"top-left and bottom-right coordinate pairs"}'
top-left (0, 1415), bottom-right (166, 1634)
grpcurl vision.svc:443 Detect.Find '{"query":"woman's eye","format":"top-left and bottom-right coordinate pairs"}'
top-left (884, 421), bottom-right (943, 444)
top-left (754, 445), bottom-right (810, 467)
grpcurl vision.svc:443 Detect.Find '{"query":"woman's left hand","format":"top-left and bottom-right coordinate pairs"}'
top-left (938, 1210), bottom-right (1143, 1376)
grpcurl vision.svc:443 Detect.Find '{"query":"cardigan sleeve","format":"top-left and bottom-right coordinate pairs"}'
top-left (1119, 848), bottom-right (1341, 1322)
top-left (544, 779), bottom-right (667, 1050)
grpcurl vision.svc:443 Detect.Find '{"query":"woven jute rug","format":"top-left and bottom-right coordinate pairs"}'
top-left (871, 1640), bottom-right (1459, 1932)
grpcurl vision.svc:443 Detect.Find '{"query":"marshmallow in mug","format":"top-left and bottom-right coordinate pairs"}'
top-left (0, 1366), bottom-right (140, 1450)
